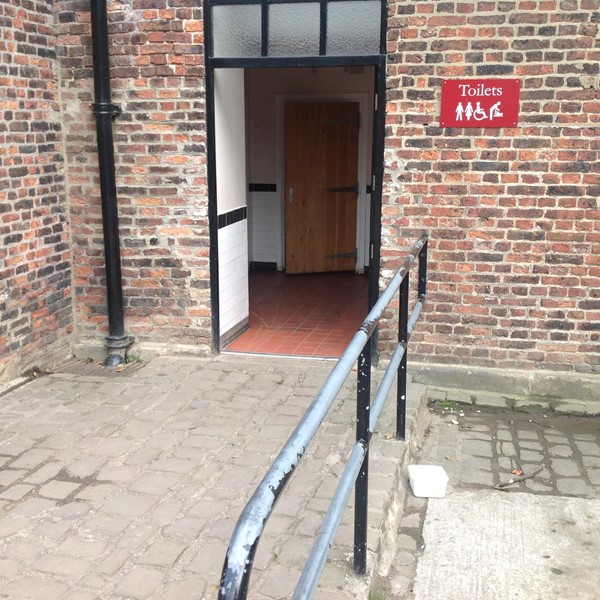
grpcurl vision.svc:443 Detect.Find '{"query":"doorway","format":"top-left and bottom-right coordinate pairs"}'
top-left (204, 0), bottom-right (387, 355)
top-left (220, 67), bottom-right (373, 357)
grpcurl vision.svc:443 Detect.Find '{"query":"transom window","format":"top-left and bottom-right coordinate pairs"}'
top-left (207, 0), bottom-right (384, 59)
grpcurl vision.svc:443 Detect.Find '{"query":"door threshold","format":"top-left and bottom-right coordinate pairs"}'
top-left (221, 350), bottom-right (338, 362)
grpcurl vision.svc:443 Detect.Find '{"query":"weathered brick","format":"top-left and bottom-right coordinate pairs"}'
top-left (382, 0), bottom-right (599, 374)
top-left (0, 3), bottom-right (73, 381)
top-left (1, 0), bottom-right (598, 383)
top-left (49, 0), bottom-right (213, 357)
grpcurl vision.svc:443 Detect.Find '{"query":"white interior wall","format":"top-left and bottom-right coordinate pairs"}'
top-left (245, 67), bottom-right (374, 270)
top-left (214, 69), bottom-right (249, 337)
top-left (215, 69), bottom-right (247, 215)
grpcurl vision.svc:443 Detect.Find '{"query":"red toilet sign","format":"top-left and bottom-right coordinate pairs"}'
top-left (440, 79), bottom-right (520, 128)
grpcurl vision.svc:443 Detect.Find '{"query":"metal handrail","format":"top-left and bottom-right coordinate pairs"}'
top-left (219, 232), bottom-right (429, 600)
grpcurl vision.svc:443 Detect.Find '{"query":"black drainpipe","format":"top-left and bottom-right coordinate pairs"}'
top-left (90, 0), bottom-right (133, 366)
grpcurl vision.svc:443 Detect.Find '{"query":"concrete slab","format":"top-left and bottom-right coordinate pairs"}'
top-left (414, 491), bottom-right (600, 600)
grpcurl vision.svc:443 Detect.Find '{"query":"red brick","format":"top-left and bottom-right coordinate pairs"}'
top-left (2, 0), bottom-right (598, 382)
top-left (0, 0), bottom-right (72, 380)
top-left (383, 0), bottom-right (599, 374)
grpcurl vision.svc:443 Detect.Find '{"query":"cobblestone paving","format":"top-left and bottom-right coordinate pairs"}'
top-left (377, 403), bottom-right (600, 598)
top-left (0, 355), bottom-right (424, 600)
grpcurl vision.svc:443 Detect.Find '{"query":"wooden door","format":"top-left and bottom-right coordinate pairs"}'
top-left (285, 102), bottom-right (360, 274)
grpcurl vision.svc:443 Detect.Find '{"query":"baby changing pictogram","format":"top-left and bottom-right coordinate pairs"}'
top-left (441, 79), bottom-right (520, 128)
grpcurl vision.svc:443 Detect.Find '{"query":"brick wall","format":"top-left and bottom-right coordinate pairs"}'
top-left (383, 0), bottom-right (600, 374)
top-left (0, 1), bottom-right (72, 381)
top-left (55, 1), bottom-right (212, 354)
top-left (6, 0), bottom-right (595, 377)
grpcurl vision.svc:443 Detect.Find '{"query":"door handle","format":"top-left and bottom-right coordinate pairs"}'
top-left (288, 188), bottom-right (294, 203)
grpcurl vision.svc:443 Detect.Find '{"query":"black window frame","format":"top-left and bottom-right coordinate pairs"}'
top-left (205, 0), bottom-right (387, 65)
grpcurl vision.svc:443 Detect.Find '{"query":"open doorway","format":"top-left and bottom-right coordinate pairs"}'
top-left (221, 67), bottom-right (373, 357)
top-left (204, 0), bottom-right (387, 357)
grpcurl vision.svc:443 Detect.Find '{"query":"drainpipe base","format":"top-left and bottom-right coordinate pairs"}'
top-left (105, 335), bottom-right (135, 367)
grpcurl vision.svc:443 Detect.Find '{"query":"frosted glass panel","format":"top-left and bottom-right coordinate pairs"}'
top-left (327, 1), bottom-right (381, 55)
top-left (213, 5), bottom-right (261, 57)
top-left (268, 3), bottom-right (320, 56)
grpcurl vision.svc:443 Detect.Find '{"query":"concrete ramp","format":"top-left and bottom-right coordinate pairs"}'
top-left (414, 491), bottom-right (600, 600)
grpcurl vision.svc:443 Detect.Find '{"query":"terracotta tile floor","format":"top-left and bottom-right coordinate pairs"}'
top-left (225, 271), bottom-right (369, 358)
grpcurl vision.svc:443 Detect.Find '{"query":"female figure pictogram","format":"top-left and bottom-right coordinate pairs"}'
top-left (464, 102), bottom-right (474, 121)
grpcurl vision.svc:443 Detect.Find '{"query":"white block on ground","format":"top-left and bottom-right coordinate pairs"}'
top-left (408, 465), bottom-right (448, 498)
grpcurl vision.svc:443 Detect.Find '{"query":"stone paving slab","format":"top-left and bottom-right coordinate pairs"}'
top-left (0, 355), bottom-right (428, 599)
top-left (414, 491), bottom-right (600, 600)
top-left (423, 405), bottom-right (600, 498)
top-left (375, 403), bottom-right (600, 599)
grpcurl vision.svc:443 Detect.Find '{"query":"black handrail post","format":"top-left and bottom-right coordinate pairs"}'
top-left (396, 273), bottom-right (409, 440)
top-left (90, 0), bottom-right (133, 366)
top-left (418, 239), bottom-right (428, 300)
top-left (354, 338), bottom-right (371, 574)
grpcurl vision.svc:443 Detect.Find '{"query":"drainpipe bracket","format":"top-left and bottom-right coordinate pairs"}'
top-left (92, 102), bottom-right (122, 118)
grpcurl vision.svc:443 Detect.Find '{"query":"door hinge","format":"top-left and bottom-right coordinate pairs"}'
top-left (328, 116), bottom-right (360, 127)
top-left (325, 249), bottom-right (358, 260)
top-left (325, 185), bottom-right (359, 194)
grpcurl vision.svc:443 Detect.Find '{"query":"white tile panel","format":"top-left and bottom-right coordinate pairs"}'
top-left (218, 219), bottom-right (249, 336)
top-left (248, 192), bottom-right (279, 263)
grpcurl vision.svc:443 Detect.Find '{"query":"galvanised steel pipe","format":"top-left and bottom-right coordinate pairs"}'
top-left (292, 441), bottom-right (367, 600)
top-left (90, 0), bottom-right (133, 365)
top-left (219, 232), bottom-right (429, 599)
top-left (219, 326), bottom-right (370, 600)
top-left (369, 298), bottom-right (425, 433)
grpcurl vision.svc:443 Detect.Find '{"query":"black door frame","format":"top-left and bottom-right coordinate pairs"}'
top-left (204, 2), bottom-right (387, 353)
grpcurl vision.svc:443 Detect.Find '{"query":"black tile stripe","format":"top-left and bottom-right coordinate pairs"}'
top-left (218, 206), bottom-right (247, 229)
top-left (249, 183), bottom-right (277, 192)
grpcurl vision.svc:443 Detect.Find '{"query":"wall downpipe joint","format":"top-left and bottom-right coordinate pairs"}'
top-left (90, 0), bottom-right (134, 366)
